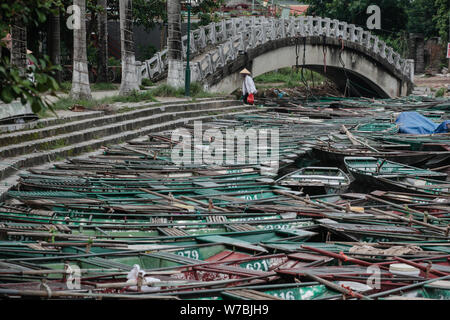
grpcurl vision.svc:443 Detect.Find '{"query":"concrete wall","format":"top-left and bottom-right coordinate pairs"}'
top-left (208, 38), bottom-right (410, 98)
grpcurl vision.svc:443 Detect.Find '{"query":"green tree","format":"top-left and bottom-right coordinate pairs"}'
top-left (304, 0), bottom-right (409, 53)
top-left (0, 0), bottom-right (61, 113)
top-left (433, 0), bottom-right (449, 43)
top-left (406, 0), bottom-right (438, 38)
top-left (305, 0), bottom-right (408, 33)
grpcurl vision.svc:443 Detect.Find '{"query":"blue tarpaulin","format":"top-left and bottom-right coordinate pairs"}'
top-left (396, 112), bottom-right (449, 134)
top-left (435, 120), bottom-right (450, 133)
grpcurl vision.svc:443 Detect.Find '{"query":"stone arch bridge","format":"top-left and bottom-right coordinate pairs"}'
top-left (140, 16), bottom-right (414, 98)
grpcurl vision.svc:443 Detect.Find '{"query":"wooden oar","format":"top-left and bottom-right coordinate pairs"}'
top-left (393, 256), bottom-right (448, 277)
top-left (179, 195), bottom-right (230, 212)
top-left (139, 188), bottom-right (198, 211)
top-left (369, 207), bottom-right (449, 236)
top-left (367, 275), bottom-right (450, 299)
top-left (367, 195), bottom-right (442, 223)
top-left (0, 288), bottom-right (178, 299)
top-left (341, 125), bottom-right (380, 152)
top-left (273, 190), bottom-right (344, 213)
top-left (0, 269), bottom-right (178, 276)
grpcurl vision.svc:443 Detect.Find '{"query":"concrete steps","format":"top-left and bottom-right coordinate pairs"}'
top-left (0, 99), bottom-right (236, 149)
top-left (0, 99), bottom-right (257, 180)
top-left (411, 86), bottom-right (431, 96)
top-left (0, 110), bottom-right (106, 134)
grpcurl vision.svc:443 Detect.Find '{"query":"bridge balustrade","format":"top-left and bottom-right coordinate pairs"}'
top-left (139, 16), bottom-right (413, 85)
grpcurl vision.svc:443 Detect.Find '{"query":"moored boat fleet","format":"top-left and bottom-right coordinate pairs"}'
top-left (0, 95), bottom-right (449, 300)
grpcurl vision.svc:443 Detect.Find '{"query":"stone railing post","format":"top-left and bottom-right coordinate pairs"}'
top-left (330, 19), bottom-right (338, 37)
top-left (323, 18), bottom-right (331, 37)
top-left (348, 24), bottom-right (357, 42)
top-left (406, 59), bottom-right (414, 81)
top-left (362, 31), bottom-right (371, 48)
top-left (340, 22), bottom-right (348, 40)
top-left (386, 46), bottom-right (394, 63)
top-left (207, 23), bottom-right (216, 45)
top-left (280, 19), bottom-right (286, 38)
top-left (298, 16), bottom-right (306, 37)
top-left (306, 16), bottom-right (313, 36)
top-left (379, 40), bottom-right (386, 58)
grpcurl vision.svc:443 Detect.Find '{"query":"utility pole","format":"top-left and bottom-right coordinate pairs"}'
top-left (185, 1), bottom-right (191, 97)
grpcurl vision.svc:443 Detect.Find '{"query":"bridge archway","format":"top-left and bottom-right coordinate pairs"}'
top-left (143, 17), bottom-right (414, 97)
top-left (206, 37), bottom-right (411, 98)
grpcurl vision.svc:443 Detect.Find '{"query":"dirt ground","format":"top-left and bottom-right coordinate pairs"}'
top-left (414, 75), bottom-right (450, 90)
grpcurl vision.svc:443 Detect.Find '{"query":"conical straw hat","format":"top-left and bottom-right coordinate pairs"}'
top-left (240, 68), bottom-right (251, 75)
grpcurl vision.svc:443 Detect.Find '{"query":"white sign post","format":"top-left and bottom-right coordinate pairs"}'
top-left (447, 43), bottom-right (450, 71)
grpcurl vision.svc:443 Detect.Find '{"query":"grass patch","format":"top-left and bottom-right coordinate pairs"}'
top-left (435, 87), bottom-right (446, 97)
top-left (50, 97), bottom-right (102, 111)
top-left (39, 139), bottom-right (67, 151)
top-left (91, 82), bottom-right (118, 91)
top-left (150, 82), bottom-right (221, 98)
top-left (46, 82), bottom-right (223, 117)
top-left (49, 90), bottom-right (157, 112)
top-left (37, 109), bottom-right (53, 118)
top-left (254, 68), bottom-right (325, 85)
top-left (59, 82), bottom-right (118, 93)
top-left (107, 90), bottom-right (157, 103)
top-left (141, 78), bottom-right (154, 86)
top-left (59, 82), bottom-right (72, 93)
top-left (150, 84), bottom-right (185, 97)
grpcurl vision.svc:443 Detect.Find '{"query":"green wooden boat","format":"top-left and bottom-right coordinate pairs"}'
top-left (353, 122), bottom-right (399, 134)
top-left (344, 157), bottom-right (447, 185)
top-left (275, 167), bottom-right (351, 195)
top-left (0, 228), bottom-right (317, 260)
top-left (179, 282), bottom-right (340, 300)
top-left (375, 176), bottom-right (450, 196)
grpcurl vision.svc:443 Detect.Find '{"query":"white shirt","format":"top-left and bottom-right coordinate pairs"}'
top-left (242, 75), bottom-right (257, 95)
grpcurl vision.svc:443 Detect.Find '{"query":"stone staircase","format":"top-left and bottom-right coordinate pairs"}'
top-left (0, 99), bottom-right (257, 181)
top-left (411, 86), bottom-right (432, 97)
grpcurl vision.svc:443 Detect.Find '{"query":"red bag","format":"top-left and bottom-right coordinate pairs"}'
top-left (247, 93), bottom-right (254, 105)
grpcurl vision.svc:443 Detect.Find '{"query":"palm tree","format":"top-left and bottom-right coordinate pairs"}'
top-left (119, 0), bottom-right (139, 95)
top-left (167, 0), bottom-right (182, 60)
top-left (48, 13), bottom-right (61, 83)
top-left (167, 0), bottom-right (182, 87)
top-left (70, 0), bottom-right (92, 100)
top-left (97, 0), bottom-right (108, 83)
top-left (10, 19), bottom-right (27, 75)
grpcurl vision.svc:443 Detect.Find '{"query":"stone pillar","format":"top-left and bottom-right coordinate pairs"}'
top-left (409, 33), bottom-right (425, 74)
top-left (424, 37), bottom-right (441, 74)
top-left (406, 59), bottom-right (415, 82)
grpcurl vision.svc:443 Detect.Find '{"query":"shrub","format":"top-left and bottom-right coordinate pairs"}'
top-left (141, 78), bottom-right (154, 86)
top-left (435, 87), bottom-right (446, 97)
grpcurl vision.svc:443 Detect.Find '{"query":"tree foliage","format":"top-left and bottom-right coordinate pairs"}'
top-left (304, 0), bottom-right (450, 55)
top-left (305, 0), bottom-right (408, 33)
top-left (305, 0), bottom-right (448, 43)
top-left (107, 0), bottom-right (224, 31)
top-left (0, 0), bottom-right (62, 113)
top-left (406, 0), bottom-right (438, 38)
top-left (433, 0), bottom-right (449, 43)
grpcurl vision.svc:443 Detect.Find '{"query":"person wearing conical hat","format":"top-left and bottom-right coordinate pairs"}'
top-left (240, 68), bottom-right (257, 105)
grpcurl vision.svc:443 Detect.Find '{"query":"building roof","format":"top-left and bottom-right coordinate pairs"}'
top-left (287, 4), bottom-right (309, 15)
